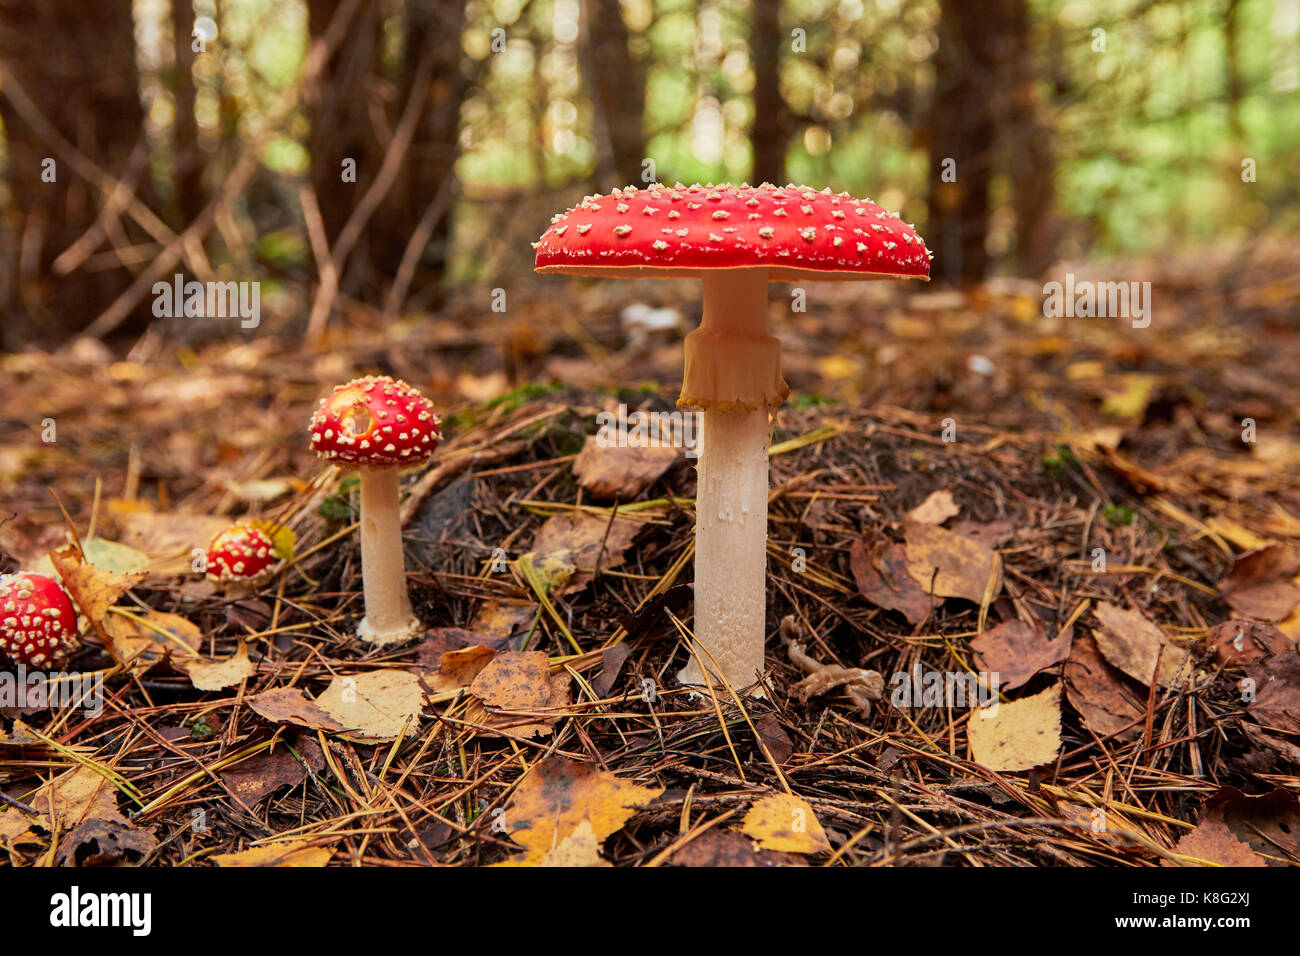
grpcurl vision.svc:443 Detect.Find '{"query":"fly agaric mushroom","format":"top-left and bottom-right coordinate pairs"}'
top-left (308, 375), bottom-right (440, 643)
top-left (0, 572), bottom-right (79, 667)
top-left (535, 183), bottom-right (930, 694)
top-left (205, 523), bottom-right (278, 586)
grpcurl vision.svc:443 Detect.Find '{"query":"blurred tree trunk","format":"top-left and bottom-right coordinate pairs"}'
top-left (927, 0), bottom-right (1000, 284)
top-left (1005, 0), bottom-right (1055, 277)
top-left (1225, 0), bottom-right (1243, 139)
top-left (306, 0), bottom-right (465, 300)
top-left (306, 0), bottom-right (384, 250)
top-left (751, 0), bottom-right (786, 186)
top-left (586, 0), bottom-right (646, 187)
top-left (0, 0), bottom-right (146, 346)
top-left (171, 0), bottom-right (205, 226)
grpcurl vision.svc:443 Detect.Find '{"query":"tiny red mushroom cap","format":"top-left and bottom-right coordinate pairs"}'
top-left (308, 375), bottom-right (441, 467)
top-left (0, 572), bottom-right (78, 667)
top-left (534, 182), bottom-right (931, 280)
top-left (206, 523), bottom-right (277, 585)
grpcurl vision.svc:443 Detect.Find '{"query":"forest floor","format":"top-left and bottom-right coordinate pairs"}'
top-left (2, 238), bottom-right (1299, 866)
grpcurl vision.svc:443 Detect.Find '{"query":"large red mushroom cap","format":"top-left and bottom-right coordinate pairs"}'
top-left (205, 523), bottom-right (279, 585)
top-left (0, 572), bottom-right (78, 667)
top-left (308, 375), bottom-right (441, 468)
top-left (534, 182), bottom-right (931, 280)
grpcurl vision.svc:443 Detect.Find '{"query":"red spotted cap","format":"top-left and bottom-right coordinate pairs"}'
top-left (0, 572), bottom-right (78, 666)
top-left (308, 376), bottom-right (441, 467)
top-left (534, 182), bottom-right (930, 281)
top-left (206, 523), bottom-right (277, 585)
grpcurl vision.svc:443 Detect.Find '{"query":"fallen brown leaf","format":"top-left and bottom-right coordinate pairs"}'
top-left (1220, 545), bottom-right (1300, 622)
top-left (247, 687), bottom-right (346, 733)
top-left (102, 608), bottom-right (203, 675)
top-left (669, 828), bottom-right (807, 867)
top-left (467, 650), bottom-right (570, 738)
top-left (572, 434), bottom-right (680, 499)
top-left (1063, 632), bottom-right (1145, 741)
top-left (527, 510), bottom-right (643, 594)
top-left (850, 530), bottom-right (936, 624)
top-left (1166, 817), bottom-right (1266, 867)
top-left (1092, 601), bottom-right (1192, 687)
top-left (903, 520), bottom-right (1003, 603)
top-left (970, 620), bottom-right (1073, 692)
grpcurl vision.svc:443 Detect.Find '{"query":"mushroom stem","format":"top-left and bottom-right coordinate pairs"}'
top-left (356, 466), bottom-right (419, 643)
top-left (678, 269), bottom-right (784, 695)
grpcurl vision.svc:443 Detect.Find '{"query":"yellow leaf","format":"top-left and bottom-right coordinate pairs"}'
top-left (742, 793), bottom-right (831, 855)
top-left (314, 670), bottom-right (426, 741)
top-left (213, 840), bottom-right (333, 867)
top-left (498, 756), bottom-right (662, 866)
top-left (967, 684), bottom-right (1062, 772)
top-left (175, 642), bottom-right (257, 691)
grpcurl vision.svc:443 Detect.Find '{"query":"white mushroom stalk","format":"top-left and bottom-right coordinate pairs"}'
top-left (677, 269), bottom-right (787, 694)
top-left (356, 466), bottom-right (419, 643)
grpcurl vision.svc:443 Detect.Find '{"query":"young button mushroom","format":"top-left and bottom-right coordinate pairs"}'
top-left (535, 183), bottom-right (930, 695)
top-left (308, 375), bottom-right (441, 644)
top-left (205, 523), bottom-right (278, 587)
top-left (0, 572), bottom-right (79, 667)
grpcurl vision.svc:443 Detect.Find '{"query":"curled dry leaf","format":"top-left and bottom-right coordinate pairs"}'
top-left (497, 756), bottom-right (663, 866)
top-left (967, 684), bottom-right (1062, 772)
top-left (970, 620), bottom-right (1073, 692)
top-left (903, 520), bottom-right (1003, 603)
top-left (741, 793), bottom-right (831, 855)
top-left (32, 766), bottom-right (157, 866)
top-left (1092, 601), bottom-right (1192, 687)
top-left (905, 489), bottom-right (960, 525)
top-left (212, 840), bottom-right (333, 867)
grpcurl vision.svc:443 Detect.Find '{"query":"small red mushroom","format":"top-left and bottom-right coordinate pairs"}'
top-left (205, 523), bottom-right (278, 586)
top-left (0, 572), bottom-right (79, 667)
top-left (536, 183), bottom-right (931, 695)
top-left (308, 375), bottom-right (441, 643)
